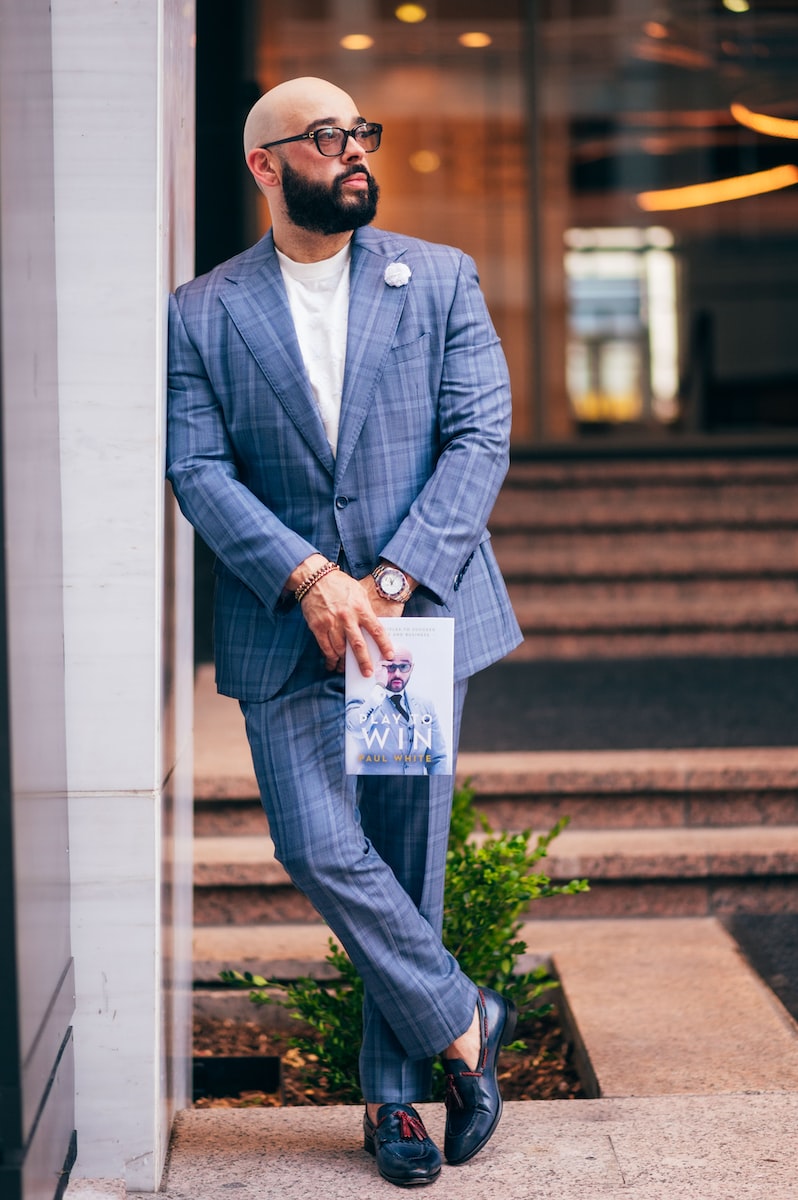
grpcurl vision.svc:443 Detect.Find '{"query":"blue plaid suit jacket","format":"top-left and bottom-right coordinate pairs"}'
top-left (167, 226), bottom-right (522, 700)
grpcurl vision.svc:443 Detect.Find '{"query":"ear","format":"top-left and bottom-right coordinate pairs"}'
top-left (246, 147), bottom-right (281, 192)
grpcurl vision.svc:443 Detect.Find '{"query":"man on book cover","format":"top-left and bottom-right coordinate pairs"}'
top-left (346, 647), bottom-right (449, 775)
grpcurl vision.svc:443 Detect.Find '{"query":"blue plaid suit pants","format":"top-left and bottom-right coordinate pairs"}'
top-left (240, 650), bottom-right (477, 1103)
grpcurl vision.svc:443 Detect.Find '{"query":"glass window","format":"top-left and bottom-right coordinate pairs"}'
top-left (242, 0), bottom-right (798, 441)
top-left (538, 0), bottom-right (798, 437)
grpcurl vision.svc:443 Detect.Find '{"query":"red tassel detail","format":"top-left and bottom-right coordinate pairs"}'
top-left (445, 1073), bottom-right (465, 1111)
top-left (397, 1110), bottom-right (429, 1141)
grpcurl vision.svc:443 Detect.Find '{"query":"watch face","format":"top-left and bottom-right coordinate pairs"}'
top-left (380, 568), bottom-right (405, 596)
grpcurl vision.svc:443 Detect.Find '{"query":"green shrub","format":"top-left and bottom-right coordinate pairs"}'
top-left (221, 781), bottom-right (589, 1103)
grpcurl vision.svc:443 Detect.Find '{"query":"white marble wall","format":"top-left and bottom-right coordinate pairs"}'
top-left (52, 0), bottom-right (196, 1189)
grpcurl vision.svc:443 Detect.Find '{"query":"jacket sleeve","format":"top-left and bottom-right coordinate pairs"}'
top-left (166, 291), bottom-right (318, 614)
top-left (378, 251), bottom-right (512, 608)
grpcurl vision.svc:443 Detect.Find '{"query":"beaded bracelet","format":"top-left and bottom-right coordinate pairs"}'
top-left (294, 560), bottom-right (339, 603)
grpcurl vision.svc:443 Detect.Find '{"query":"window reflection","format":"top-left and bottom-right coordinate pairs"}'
top-left (541, 0), bottom-right (798, 436)
top-left (564, 227), bottom-right (679, 426)
top-left (241, 0), bottom-right (798, 440)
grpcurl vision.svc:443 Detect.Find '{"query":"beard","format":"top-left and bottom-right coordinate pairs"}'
top-left (280, 160), bottom-right (380, 235)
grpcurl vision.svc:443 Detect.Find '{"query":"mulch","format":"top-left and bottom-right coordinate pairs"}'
top-left (193, 1010), bottom-right (585, 1108)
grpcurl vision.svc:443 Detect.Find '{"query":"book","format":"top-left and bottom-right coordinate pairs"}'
top-left (344, 616), bottom-right (455, 776)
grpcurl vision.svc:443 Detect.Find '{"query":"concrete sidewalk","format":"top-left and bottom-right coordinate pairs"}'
top-left (67, 1093), bottom-right (798, 1200)
top-left (164, 1094), bottom-right (798, 1199)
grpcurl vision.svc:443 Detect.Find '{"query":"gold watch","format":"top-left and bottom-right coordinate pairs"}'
top-left (372, 563), bottom-right (413, 603)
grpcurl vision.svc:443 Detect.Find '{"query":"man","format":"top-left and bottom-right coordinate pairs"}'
top-left (345, 647), bottom-right (448, 775)
top-left (167, 76), bottom-right (523, 1186)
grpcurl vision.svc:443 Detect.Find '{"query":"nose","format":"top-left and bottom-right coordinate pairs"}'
top-left (341, 131), bottom-right (366, 161)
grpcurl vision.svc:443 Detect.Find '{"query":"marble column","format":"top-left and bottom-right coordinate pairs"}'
top-left (51, 1), bottom-right (196, 1189)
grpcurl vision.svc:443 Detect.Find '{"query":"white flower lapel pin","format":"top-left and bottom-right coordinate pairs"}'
top-left (384, 262), bottom-right (412, 287)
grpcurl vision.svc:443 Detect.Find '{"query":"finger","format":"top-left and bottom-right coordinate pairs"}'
top-left (357, 606), bottom-right (399, 661)
top-left (322, 646), bottom-right (339, 671)
top-left (369, 620), bottom-right (395, 662)
top-left (312, 623), bottom-right (344, 671)
top-left (347, 630), bottom-right (375, 678)
top-left (327, 628), bottom-right (348, 660)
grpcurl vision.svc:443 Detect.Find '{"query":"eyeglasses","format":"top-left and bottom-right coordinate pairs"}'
top-left (261, 121), bottom-right (382, 157)
top-left (382, 662), bottom-right (412, 674)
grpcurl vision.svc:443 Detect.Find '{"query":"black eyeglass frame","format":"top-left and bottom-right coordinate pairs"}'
top-left (260, 122), bottom-right (383, 157)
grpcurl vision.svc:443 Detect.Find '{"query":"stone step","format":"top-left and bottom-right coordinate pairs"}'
top-left (503, 457), bottom-right (798, 489)
top-left (194, 825), bottom-right (798, 888)
top-left (194, 746), bottom-right (798, 833)
top-left (488, 458), bottom-right (798, 657)
top-left (193, 921), bottom-right (339, 984)
top-left (493, 527), bottom-right (798, 582)
top-left (508, 626), bottom-right (798, 659)
top-left (192, 823), bottom-right (798, 925)
top-left (493, 456), bottom-right (798, 521)
top-left (524, 916), bottom-right (798, 1098)
top-left (506, 578), bottom-right (798, 658)
top-left (490, 482), bottom-right (798, 533)
top-left (192, 673), bottom-right (798, 920)
top-left (458, 747), bottom-right (798, 831)
top-left (509, 577), bottom-right (798, 626)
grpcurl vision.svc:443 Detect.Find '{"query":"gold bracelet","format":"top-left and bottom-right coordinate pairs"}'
top-left (294, 561), bottom-right (339, 603)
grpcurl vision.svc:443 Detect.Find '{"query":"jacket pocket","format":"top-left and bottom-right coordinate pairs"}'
top-left (387, 331), bottom-right (431, 364)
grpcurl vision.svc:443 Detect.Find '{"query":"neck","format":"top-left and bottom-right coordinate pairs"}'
top-left (272, 222), bottom-right (353, 264)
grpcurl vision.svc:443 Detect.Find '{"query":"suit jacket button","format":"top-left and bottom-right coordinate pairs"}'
top-left (335, 496), bottom-right (349, 509)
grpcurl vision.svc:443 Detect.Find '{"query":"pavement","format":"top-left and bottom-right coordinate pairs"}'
top-left (68, 1093), bottom-right (798, 1200)
top-left (162, 1094), bottom-right (798, 1199)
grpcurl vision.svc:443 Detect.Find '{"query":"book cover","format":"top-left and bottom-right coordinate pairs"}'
top-left (344, 616), bottom-right (455, 776)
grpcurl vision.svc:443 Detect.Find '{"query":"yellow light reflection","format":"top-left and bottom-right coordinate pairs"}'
top-left (723, 0), bottom-right (750, 12)
top-left (731, 101), bottom-right (798, 140)
top-left (458, 32), bottom-right (492, 48)
top-left (340, 33), bottom-right (374, 50)
top-left (409, 150), bottom-right (441, 174)
top-left (395, 4), bottom-right (427, 22)
top-left (635, 39), bottom-right (711, 69)
top-left (637, 164), bottom-right (798, 211)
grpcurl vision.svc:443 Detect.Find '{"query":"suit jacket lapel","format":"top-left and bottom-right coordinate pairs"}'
top-left (335, 233), bottom-right (409, 480)
top-left (219, 235), bottom-right (335, 475)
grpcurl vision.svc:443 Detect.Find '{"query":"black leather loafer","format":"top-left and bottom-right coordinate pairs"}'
top-left (363, 1103), bottom-right (442, 1187)
top-left (442, 987), bottom-right (518, 1166)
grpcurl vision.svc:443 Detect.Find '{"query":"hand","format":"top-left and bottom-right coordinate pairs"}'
top-left (290, 556), bottom-right (395, 675)
top-left (358, 571), bottom-right (408, 621)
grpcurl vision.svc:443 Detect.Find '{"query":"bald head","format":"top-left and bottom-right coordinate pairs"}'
top-left (243, 77), bottom-right (362, 156)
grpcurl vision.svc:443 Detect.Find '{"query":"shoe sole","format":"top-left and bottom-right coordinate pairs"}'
top-left (445, 996), bottom-right (519, 1167)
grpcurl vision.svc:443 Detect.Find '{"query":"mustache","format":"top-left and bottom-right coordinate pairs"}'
top-left (339, 165), bottom-right (370, 181)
